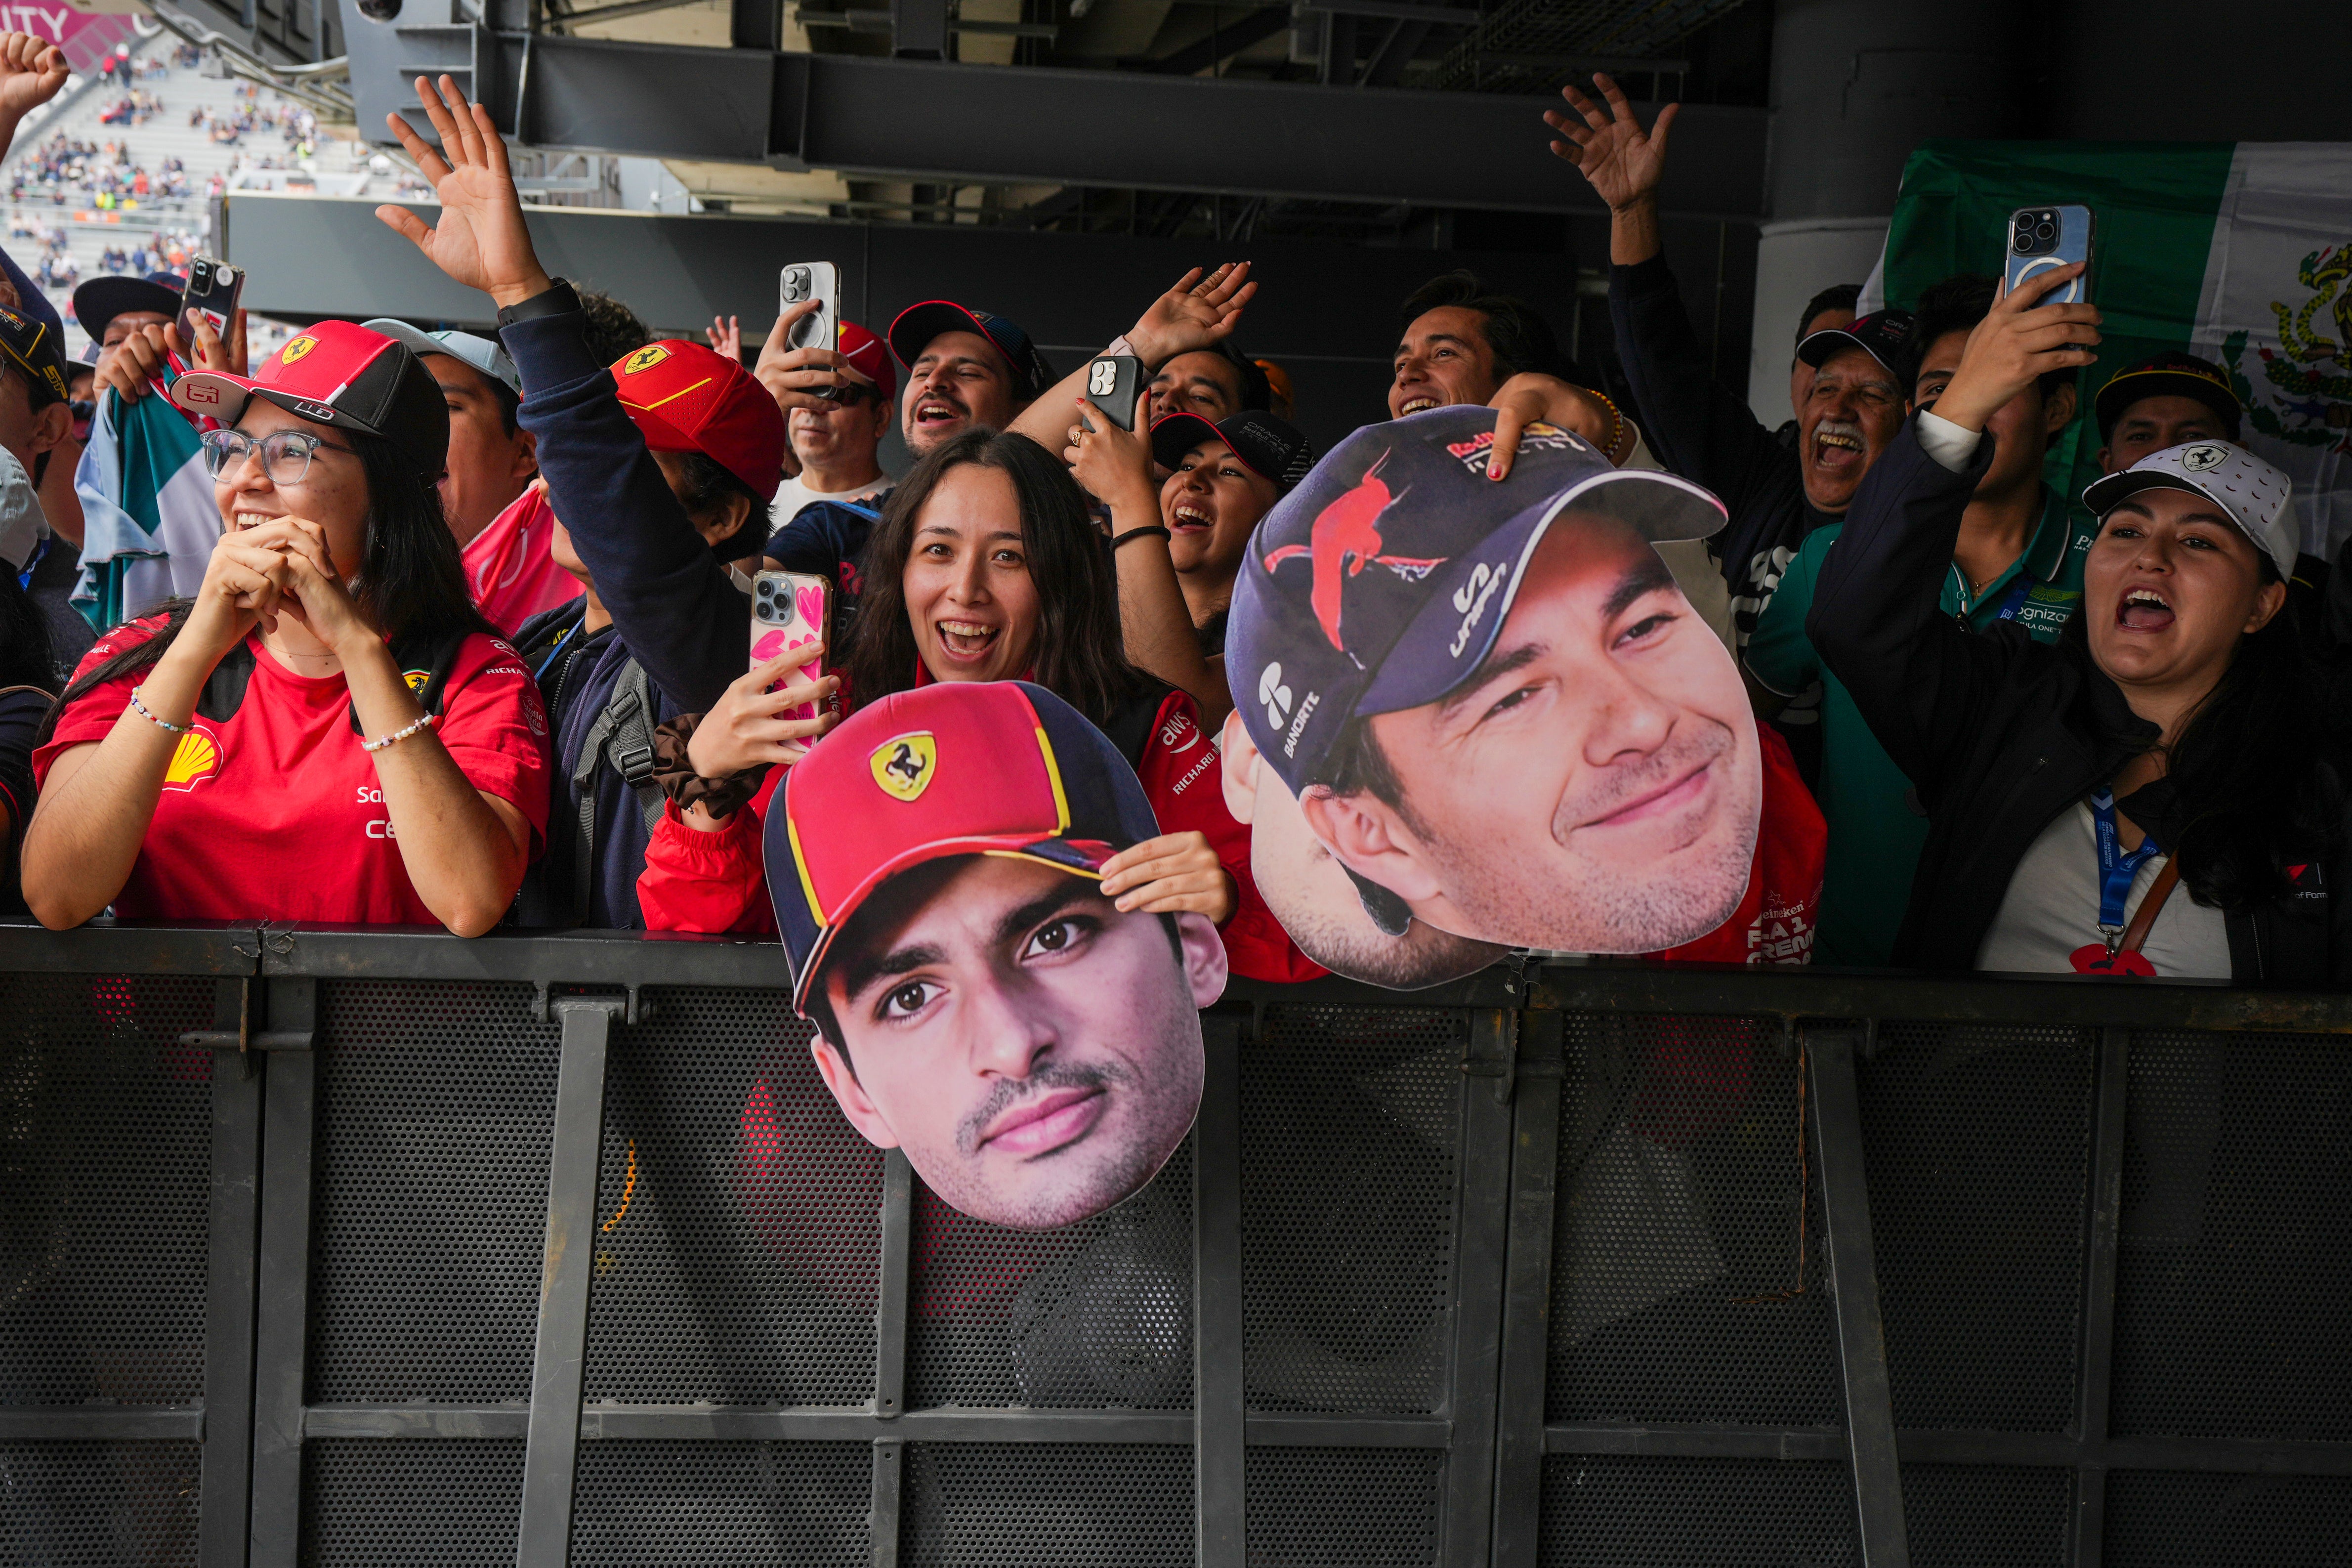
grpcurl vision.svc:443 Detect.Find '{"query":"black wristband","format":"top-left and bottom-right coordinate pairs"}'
top-left (1112, 526), bottom-right (1173, 551)
top-left (495, 277), bottom-right (579, 330)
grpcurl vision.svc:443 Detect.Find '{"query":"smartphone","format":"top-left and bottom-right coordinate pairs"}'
top-left (750, 569), bottom-right (837, 727)
top-left (179, 257), bottom-right (242, 340)
top-left (2004, 205), bottom-right (2094, 305)
top-left (779, 261), bottom-right (839, 353)
top-left (1082, 354), bottom-right (1144, 431)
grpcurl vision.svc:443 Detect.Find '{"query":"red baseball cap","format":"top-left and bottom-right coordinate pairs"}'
top-left (171, 318), bottom-right (450, 475)
top-left (766, 680), bottom-right (1164, 1013)
top-left (609, 339), bottom-right (787, 502)
top-left (839, 320), bottom-right (895, 405)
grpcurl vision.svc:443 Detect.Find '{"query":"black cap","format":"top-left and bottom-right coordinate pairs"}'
top-left (2094, 351), bottom-right (2243, 442)
top-left (72, 271), bottom-right (185, 346)
top-left (1796, 307), bottom-right (1918, 384)
top-left (1149, 410), bottom-right (1314, 494)
top-left (885, 300), bottom-right (1055, 401)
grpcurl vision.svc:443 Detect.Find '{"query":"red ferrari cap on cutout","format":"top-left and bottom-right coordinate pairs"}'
top-left (609, 339), bottom-right (788, 502)
top-left (766, 680), bottom-right (1164, 1013)
top-left (171, 318), bottom-right (451, 475)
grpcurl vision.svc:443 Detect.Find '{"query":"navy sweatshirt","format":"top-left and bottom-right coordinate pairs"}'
top-left (501, 306), bottom-right (750, 928)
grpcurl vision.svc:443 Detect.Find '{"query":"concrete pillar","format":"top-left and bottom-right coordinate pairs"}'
top-left (1748, 0), bottom-right (2027, 420)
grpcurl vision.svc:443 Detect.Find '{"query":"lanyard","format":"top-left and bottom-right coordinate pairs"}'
top-left (532, 617), bottom-right (585, 682)
top-left (2090, 789), bottom-right (2163, 946)
top-left (1991, 576), bottom-right (2034, 623)
top-left (16, 533), bottom-right (46, 593)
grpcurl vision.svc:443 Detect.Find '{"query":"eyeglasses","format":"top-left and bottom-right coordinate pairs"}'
top-left (201, 427), bottom-right (359, 484)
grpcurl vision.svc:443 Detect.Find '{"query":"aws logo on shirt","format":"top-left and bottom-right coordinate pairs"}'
top-left (162, 724), bottom-right (225, 793)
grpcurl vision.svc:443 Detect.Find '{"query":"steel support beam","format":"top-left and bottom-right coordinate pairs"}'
top-left (246, 981), bottom-right (319, 1568)
top-left (338, 10), bottom-right (1766, 216)
top-left (1194, 1017), bottom-right (1248, 1568)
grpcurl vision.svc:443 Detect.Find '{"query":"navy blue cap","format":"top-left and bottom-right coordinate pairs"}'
top-left (886, 300), bottom-right (1055, 401)
top-left (1150, 409), bottom-right (1315, 495)
top-left (0, 244), bottom-right (70, 403)
top-left (1796, 307), bottom-right (1917, 383)
top-left (1226, 405), bottom-right (1726, 799)
top-left (72, 271), bottom-right (186, 345)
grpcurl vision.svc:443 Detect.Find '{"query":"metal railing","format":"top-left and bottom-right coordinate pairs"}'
top-left (4, 920), bottom-right (2349, 1565)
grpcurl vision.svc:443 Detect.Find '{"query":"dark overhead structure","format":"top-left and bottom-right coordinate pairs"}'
top-left (318, 0), bottom-right (1765, 218)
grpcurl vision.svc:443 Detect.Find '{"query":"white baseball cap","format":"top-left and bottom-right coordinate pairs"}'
top-left (2081, 440), bottom-right (2297, 581)
top-left (359, 319), bottom-right (522, 399)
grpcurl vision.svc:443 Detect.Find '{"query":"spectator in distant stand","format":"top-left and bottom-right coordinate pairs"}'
top-left (360, 320), bottom-right (561, 636)
top-left (1748, 269), bottom-right (2099, 967)
top-left (1817, 368), bottom-right (2350, 984)
top-left (1546, 76), bottom-right (1911, 653)
top-left (25, 321), bottom-right (551, 934)
top-left (1776, 283), bottom-right (1859, 450)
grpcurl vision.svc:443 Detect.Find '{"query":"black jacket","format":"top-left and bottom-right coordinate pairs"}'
top-left (1810, 419), bottom-right (2349, 986)
top-left (1609, 254), bottom-right (1841, 645)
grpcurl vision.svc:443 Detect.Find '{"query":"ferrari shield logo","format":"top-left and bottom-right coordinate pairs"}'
top-left (621, 344), bottom-right (671, 376)
top-left (870, 732), bottom-right (936, 802)
top-left (280, 335), bottom-right (318, 365)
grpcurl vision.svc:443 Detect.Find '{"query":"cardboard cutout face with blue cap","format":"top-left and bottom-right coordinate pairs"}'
top-left (1224, 407), bottom-right (1760, 973)
top-left (768, 681), bottom-right (1224, 1230)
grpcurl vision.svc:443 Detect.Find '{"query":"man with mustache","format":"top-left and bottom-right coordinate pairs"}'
top-left (772, 680), bottom-right (1223, 1231)
top-left (1225, 406), bottom-right (1823, 962)
top-left (1546, 75), bottom-right (1913, 654)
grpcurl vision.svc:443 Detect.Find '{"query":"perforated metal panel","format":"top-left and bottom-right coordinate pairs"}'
top-left (568, 1440), bottom-right (871, 1564)
top-left (2110, 1032), bottom-right (2352, 1441)
top-left (1245, 1446), bottom-right (1444, 1566)
top-left (584, 989), bottom-right (882, 1405)
top-left (308, 980), bottom-right (560, 1404)
top-left (300, 1437), bottom-right (525, 1565)
top-left (1859, 1023), bottom-right (2092, 1432)
top-left (908, 1140), bottom-right (1195, 1410)
top-left (0, 975), bottom-right (210, 1406)
top-left (0, 1439), bottom-right (201, 1565)
top-left (1898, 1464), bottom-right (2069, 1567)
top-left (1241, 1005), bottom-right (1463, 1415)
top-left (2103, 1470), bottom-right (2352, 1564)
top-left (900, 1442), bottom-right (1193, 1565)
top-left (1536, 1454), bottom-right (1858, 1565)
top-left (1547, 1012), bottom-right (1838, 1427)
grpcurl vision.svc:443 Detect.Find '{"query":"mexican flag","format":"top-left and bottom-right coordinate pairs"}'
top-left (1860, 141), bottom-right (2352, 559)
top-left (72, 377), bottom-right (218, 633)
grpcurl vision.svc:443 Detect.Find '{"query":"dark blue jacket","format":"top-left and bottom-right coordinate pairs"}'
top-left (765, 496), bottom-right (883, 635)
top-left (501, 308), bottom-right (749, 928)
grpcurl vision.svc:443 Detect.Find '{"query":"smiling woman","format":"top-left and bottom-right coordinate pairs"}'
top-left (21, 322), bottom-right (552, 936)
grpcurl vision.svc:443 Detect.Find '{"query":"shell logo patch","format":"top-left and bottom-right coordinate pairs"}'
top-left (280, 335), bottom-right (318, 367)
top-left (162, 724), bottom-right (224, 793)
top-left (621, 344), bottom-right (671, 377)
top-left (870, 732), bottom-right (936, 802)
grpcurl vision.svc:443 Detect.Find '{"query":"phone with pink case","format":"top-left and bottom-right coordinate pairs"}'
top-left (750, 570), bottom-right (837, 726)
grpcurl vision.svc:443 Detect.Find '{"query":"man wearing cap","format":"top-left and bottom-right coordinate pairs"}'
top-left (770, 681), bottom-right (1225, 1231)
top-left (751, 310), bottom-right (899, 629)
top-left (0, 236), bottom-right (83, 674)
top-left (1750, 268), bottom-right (2102, 966)
top-left (890, 297), bottom-right (1058, 457)
top-left (75, 270), bottom-right (185, 386)
top-left (2095, 350), bottom-right (2242, 476)
top-left (380, 75), bottom-right (787, 926)
top-left (1068, 395), bottom-right (1313, 724)
top-left (1546, 77), bottom-right (1912, 649)
top-left (1226, 405), bottom-right (1824, 963)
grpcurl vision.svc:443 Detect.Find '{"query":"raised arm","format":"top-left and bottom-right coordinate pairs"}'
top-left (376, 75), bottom-right (744, 711)
top-left (0, 32), bottom-right (69, 163)
top-left (1010, 263), bottom-right (1257, 452)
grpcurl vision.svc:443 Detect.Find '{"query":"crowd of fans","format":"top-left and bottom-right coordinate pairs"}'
top-left (1, 39), bottom-right (2347, 994)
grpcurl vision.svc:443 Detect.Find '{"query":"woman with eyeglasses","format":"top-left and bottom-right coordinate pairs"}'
top-left (22, 321), bottom-right (553, 934)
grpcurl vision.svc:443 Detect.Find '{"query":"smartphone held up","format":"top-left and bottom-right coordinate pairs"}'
top-left (780, 261), bottom-right (840, 353)
top-left (751, 569), bottom-right (839, 729)
top-left (2004, 205), bottom-right (2094, 304)
top-left (180, 257), bottom-right (242, 341)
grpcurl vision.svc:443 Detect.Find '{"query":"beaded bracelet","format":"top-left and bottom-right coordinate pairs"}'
top-left (360, 712), bottom-right (440, 754)
top-left (128, 686), bottom-right (190, 735)
top-left (1592, 391), bottom-right (1629, 465)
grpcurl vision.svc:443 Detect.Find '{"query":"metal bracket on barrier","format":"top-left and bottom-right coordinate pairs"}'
top-left (179, 976), bottom-right (314, 1067)
top-left (530, 980), bottom-right (656, 1027)
top-left (1462, 1010), bottom-right (1520, 1105)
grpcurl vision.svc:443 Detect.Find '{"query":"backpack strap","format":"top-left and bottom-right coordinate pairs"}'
top-left (567, 657), bottom-right (666, 925)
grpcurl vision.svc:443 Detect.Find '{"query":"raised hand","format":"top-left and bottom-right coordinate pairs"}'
top-left (1128, 263), bottom-right (1257, 367)
top-left (685, 646), bottom-right (839, 780)
top-left (1485, 373), bottom-right (1627, 481)
top-left (0, 32), bottom-right (69, 127)
top-left (375, 76), bottom-right (552, 309)
top-left (1064, 388), bottom-right (1157, 509)
top-left (1930, 261), bottom-right (2102, 434)
top-left (1544, 73), bottom-right (1678, 214)
top-left (1099, 831), bottom-right (1236, 921)
top-left (708, 315), bottom-right (742, 360)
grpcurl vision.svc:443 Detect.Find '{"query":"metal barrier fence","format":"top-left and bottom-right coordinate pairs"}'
top-left (3, 921), bottom-right (2350, 1566)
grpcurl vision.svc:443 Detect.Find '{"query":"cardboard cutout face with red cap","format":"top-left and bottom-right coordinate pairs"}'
top-left (1225, 408), bottom-right (1761, 975)
top-left (768, 681), bottom-right (1224, 1230)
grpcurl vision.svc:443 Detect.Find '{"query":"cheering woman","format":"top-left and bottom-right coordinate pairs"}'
top-left (24, 322), bottom-right (551, 934)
